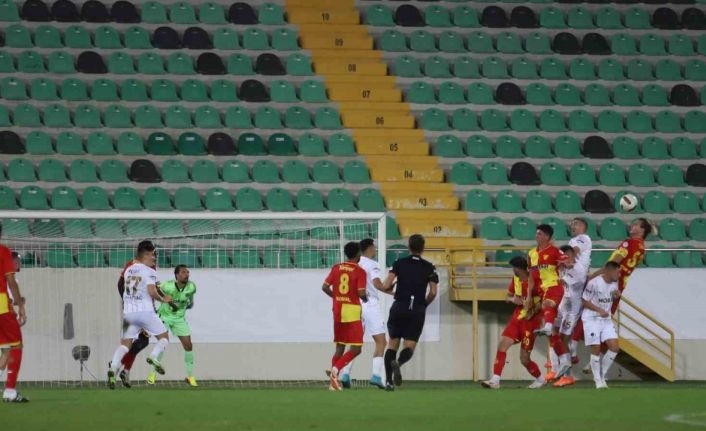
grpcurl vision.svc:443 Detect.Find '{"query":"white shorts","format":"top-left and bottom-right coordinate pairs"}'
top-left (583, 319), bottom-right (618, 346)
top-left (556, 295), bottom-right (583, 336)
top-left (362, 300), bottom-right (386, 337)
top-left (122, 311), bottom-right (167, 340)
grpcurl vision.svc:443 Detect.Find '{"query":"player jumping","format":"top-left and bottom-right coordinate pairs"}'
top-left (527, 225), bottom-right (572, 380)
top-left (582, 261), bottom-right (622, 389)
top-left (321, 242), bottom-right (368, 391)
top-left (107, 241), bottom-right (171, 389)
top-left (0, 243), bottom-right (28, 403)
top-left (147, 264), bottom-right (198, 387)
top-left (481, 256), bottom-right (544, 390)
top-left (340, 238), bottom-right (389, 389)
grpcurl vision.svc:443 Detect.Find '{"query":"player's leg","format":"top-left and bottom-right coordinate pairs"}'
top-left (392, 310), bottom-right (425, 387)
top-left (121, 331), bottom-right (149, 371)
top-left (0, 348), bottom-right (8, 379)
top-left (520, 316), bottom-right (545, 389)
top-left (481, 335), bottom-right (515, 389)
top-left (178, 335), bottom-right (197, 387)
top-left (108, 336), bottom-right (134, 390)
top-left (536, 285), bottom-right (564, 336)
top-left (584, 321), bottom-right (606, 388)
top-left (369, 333), bottom-right (386, 388)
top-left (600, 329), bottom-right (620, 386)
top-left (143, 313), bottom-right (170, 375)
top-left (383, 337), bottom-right (400, 390)
top-left (333, 345), bottom-right (362, 376)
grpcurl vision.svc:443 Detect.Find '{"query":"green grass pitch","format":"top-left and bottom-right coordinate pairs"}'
top-left (3, 381), bottom-right (705, 431)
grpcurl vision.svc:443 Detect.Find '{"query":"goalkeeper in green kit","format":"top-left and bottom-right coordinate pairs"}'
top-left (148, 264), bottom-right (198, 387)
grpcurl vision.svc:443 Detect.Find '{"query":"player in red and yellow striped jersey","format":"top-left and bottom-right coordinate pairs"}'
top-left (607, 218), bottom-right (650, 313)
top-left (321, 242), bottom-right (368, 391)
top-left (482, 257), bottom-right (544, 390)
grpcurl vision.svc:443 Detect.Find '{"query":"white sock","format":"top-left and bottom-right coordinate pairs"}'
top-left (535, 374), bottom-right (545, 383)
top-left (569, 340), bottom-right (579, 358)
top-left (590, 354), bottom-right (602, 384)
top-left (490, 374), bottom-right (501, 384)
top-left (550, 349), bottom-right (559, 373)
top-left (341, 361), bottom-right (353, 377)
top-left (3, 388), bottom-right (16, 399)
top-left (559, 353), bottom-right (571, 368)
top-left (601, 350), bottom-right (618, 381)
top-left (543, 322), bottom-right (553, 332)
top-left (110, 345), bottom-right (129, 372)
top-left (372, 356), bottom-right (384, 378)
top-left (150, 338), bottom-right (168, 361)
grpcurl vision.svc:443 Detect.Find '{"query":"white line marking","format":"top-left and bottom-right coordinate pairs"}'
top-left (665, 413), bottom-right (706, 428)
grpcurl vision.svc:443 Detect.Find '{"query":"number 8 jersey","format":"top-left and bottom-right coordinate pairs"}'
top-left (122, 262), bottom-right (159, 314)
top-left (325, 262), bottom-right (367, 324)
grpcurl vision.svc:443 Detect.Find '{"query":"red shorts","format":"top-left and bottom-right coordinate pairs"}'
top-left (0, 312), bottom-right (22, 348)
top-left (542, 285), bottom-right (564, 306)
top-left (333, 320), bottom-right (364, 346)
top-left (501, 314), bottom-right (542, 352)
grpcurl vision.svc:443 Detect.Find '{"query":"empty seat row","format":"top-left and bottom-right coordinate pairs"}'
top-left (464, 188), bottom-right (706, 215)
top-left (0, 77), bottom-right (327, 103)
top-left (418, 107), bottom-right (706, 133)
top-left (0, 103), bottom-right (343, 130)
top-left (2, 0), bottom-right (282, 25)
top-left (1, 158), bottom-right (371, 184)
top-left (443, 0), bottom-right (703, 4)
top-left (380, 29), bottom-right (706, 56)
top-left (2, 24), bottom-right (299, 50)
top-left (0, 130), bottom-right (358, 157)
top-left (393, 55), bottom-right (706, 81)
top-left (448, 160), bottom-right (706, 187)
top-left (368, 4), bottom-right (706, 30)
top-left (479, 215), bottom-right (706, 241)
top-left (0, 184), bottom-right (384, 212)
top-left (435, 134), bottom-right (706, 160)
top-left (0, 50), bottom-right (314, 76)
top-left (407, 81), bottom-right (705, 107)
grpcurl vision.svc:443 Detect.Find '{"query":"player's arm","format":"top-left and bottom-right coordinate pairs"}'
top-left (117, 275), bottom-right (125, 298)
top-left (148, 283), bottom-right (172, 303)
top-left (382, 260), bottom-right (400, 293)
top-left (581, 298), bottom-right (608, 318)
top-left (321, 282), bottom-right (333, 297)
top-left (525, 272), bottom-right (536, 311)
top-left (425, 266), bottom-right (439, 305)
top-left (357, 270), bottom-right (368, 303)
top-left (6, 273), bottom-right (25, 326)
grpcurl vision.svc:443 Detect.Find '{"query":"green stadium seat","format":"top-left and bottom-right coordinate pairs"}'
top-left (380, 29), bottom-right (408, 52)
top-left (176, 132), bottom-right (206, 156)
top-left (172, 187), bottom-right (202, 211)
top-left (643, 190), bottom-right (671, 214)
top-left (1, 77), bottom-right (28, 100)
top-left (689, 219), bottom-right (706, 241)
top-left (38, 159), bottom-right (67, 182)
top-left (270, 80), bottom-right (297, 103)
top-left (141, 1), bottom-right (167, 23)
top-left (253, 160), bottom-right (281, 183)
top-left (454, 56), bottom-right (480, 79)
top-left (282, 160), bottom-right (311, 184)
top-left (201, 246), bottom-right (230, 268)
top-left (160, 160), bottom-right (189, 183)
top-left (654, 111), bottom-right (682, 133)
top-left (511, 217), bottom-right (536, 240)
top-left (452, 109), bottom-right (479, 131)
top-left (612, 84), bottom-right (641, 106)
top-left (523, 33), bottom-right (551, 56)
top-left (266, 133), bottom-right (295, 156)
top-left (236, 133), bottom-right (263, 155)
top-left (644, 246), bottom-right (674, 268)
top-left (512, 58), bottom-right (539, 79)
top-left (552, 83), bottom-right (580, 106)
top-left (497, 32), bottom-right (523, 54)
top-left (435, 135), bottom-right (465, 157)
top-left (538, 216), bottom-right (567, 240)
top-left (19, 185), bottom-right (49, 210)
top-left (286, 53), bottom-right (313, 76)
top-left (233, 188), bottom-right (261, 212)
top-left (212, 28), bottom-right (239, 50)
top-left (107, 52), bottom-right (135, 74)
top-left (147, 132), bottom-right (176, 155)
top-left (194, 106), bottom-right (221, 128)
top-left (65, 220), bottom-right (94, 239)
top-left (655, 59), bottom-right (682, 81)
top-left (7, 159), bottom-right (36, 182)
top-left (243, 28), bottom-right (270, 50)
top-left (69, 159), bottom-right (98, 183)
top-left (597, 7), bottom-right (623, 29)
top-left (315, 107), bottom-right (342, 130)
top-left (0, 51), bottom-right (15, 74)
top-left (467, 82), bottom-right (494, 105)
top-left (326, 188), bottom-right (355, 212)
top-left (440, 31), bottom-right (466, 53)
top-left (192, 160), bottom-right (220, 183)
top-left (272, 28), bottom-right (299, 51)
top-left (625, 7), bottom-right (651, 29)
top-left (480, 109), bottom-right (508, 131)
top-left (133, 105), bottom-right (163, 128)
top-left (1, 219), bottom-right (30, 238)
top-left (672, 191), bottom-right (699, 214)
top-left (582, 84), bottom-right (609, 107)
top-left (123, 26), bottom-right (152, 49)
top-left (285, 106), bottom-right (312, 129)
top-left (164, 106), bottom-right (193, 128)
top-left (29, 78), bottom-right (58, 101)
top-left (259, 3), bottom-right (285, 25)
top-left (82, 186), bottom-right (111, 210)
top-left (569, 163), bottom-right (598, 186)
top-left (125, 220), bottom-right (153, 238)
top-left (99, 159), bottom-right (129, 183)
top-left (659, 218), bottom-right (687, 241)
top-left (95, 26), bottom-right (122, 49)
top-left (13, 103), bottom-right (41, 127)
top-left (597, 110), bottom-right (625, 133)
top-left (626, 110), bottom-right (654, 133)
top-left (555, 190), bottom-right (583, 213)
top-left (312, 160), bottom-right (341, 184)
top-left (266, 188), bottom-right (295, 212)
top-left (408, 82), bottom-right (436, 104)
top-left (686, 111), bottom-right (706, 133)
top-left (170, 2), bottom-right (197, 24)
top-left (231, 248), bottom-right (261, 268)
top-left (300, 80), bottom-right (328, 103)
top-left (599, 217), bottom-right (627, 241)
top-left (598, 163), bottom-right (627, 186)
top-left (0, 0), bottom-right (20, 21)
top-left (641, 137), bottom-right (669, 160)
top-left (136, 53), bottom-right (164, 75)
top-left (221, 160), bottom-right (249, 183)
top-left (540, 58), bottom-right (568, 80)
top-left (425, 56), bottom-right (451, 78)
top-left (524, 189), bottom-right (555, 215)
top-left (358, 188), bottom-right (385, 212)
top-left (480, 161), bottom-right (509, 185)
top-left (538, 110), bottom-right (567, 133)
top-left (51, 186), bottom-right (80, 210)
top-left (449, 162), bottom-right (480, 185)
top-left (481, 216), bottom-right (510, 240)
top-left (464, 189), bottom-right (494, 213)
top-left (496, 189), bottom-right (524, 213)
top-left (671, 138), bottom-right (699, 160)
top-left (120, 79), bottom-right (148, 102)
top-left (343, 161), bottom-right (370, 184)
top-left (0, 187), bottom-right (17, 210)
top-left (263, 248), bottom-right (293, 268)
top-left (25, 131), bottom-right (52, 155)
top-left (181, 79), bottom-right (208, 102)
top-left (612, 137), bottom-right (639, 159)
top-left (482, 57), bottom-right (509, 79)
top-left (166, 53), bottom-right (194, 75)
top-left (104, 105), bottom-right (132, 129)
top-left (395, 56), bottom-right (422, 78)
top-left (255, 106), bottom-right (283, 129)
top-left (551, 136), bottom-right (579, 159)
top-left (367, 4), bottom-right (394, 26)
top-left (46, 244), bottom-right (75, 268)
top-left (225, 107), bottom-right (252, 129)
top-left (466, 135), bottom-right (493, 158)
top-left (295, 249), bottom-right (322, 269)
top-left (410, 30), bottom-right (437, 53)
top-left (113, 187), bottom-right (142, 211)
top-left (116, 132), bottom-right (145, 155)
top-left (143, 187), bottom-right (172, 211)
top-left (657, 164), bottom-right (685, 187)
top-left (674, 246), bottom-right (703, 268)
top-left (639, 84), bottom-right (668, 107)
top-left (96, 220), bottom-right (124, 239)
top-left (514, 109), bottom-right (540, 133)
top-left (297, 188), bottom-right (325, 212)
top-left (668, 34), bottom-right (694, 56)
top-left (628, 163), bottom-right (656, 186)
top-left (495, 136), bottom-right (523, 158)
top-left (426, 5), bottom-right (452, 27)
top-left (204, 187), bottom-right (234, 211)
top-left (72, 104), bottom-right (102, 129)
top-left (567, 6), bottom-right (594, 29)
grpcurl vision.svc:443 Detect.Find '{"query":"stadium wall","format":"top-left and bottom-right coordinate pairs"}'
top-left (14, 268), bottom-right (706, 382)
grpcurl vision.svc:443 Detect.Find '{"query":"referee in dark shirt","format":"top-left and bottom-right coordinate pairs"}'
top-left (381, 234), bottom-right (439, 391)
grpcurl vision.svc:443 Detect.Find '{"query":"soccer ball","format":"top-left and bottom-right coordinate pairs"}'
top-left (619, 193), bottom-right (638, 212)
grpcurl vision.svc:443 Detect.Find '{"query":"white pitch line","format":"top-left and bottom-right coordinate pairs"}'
top-left (665, 413), bottom-right (706, 428)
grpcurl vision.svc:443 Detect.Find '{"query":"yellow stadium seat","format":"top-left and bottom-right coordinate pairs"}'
top-left (425, 237), bottom-right (484, 249)
top-left (398, 221), bottom-right (473, 238)
top-left (395, 210), bottom-right (468, 221)
top-left (315, 61), bottom-right (386, 75)
top-left (384, 193), bottom-right (459, 210)
top-left (301, 34), bottom-right (373, 50)
top-left (338, 102), bottom-right (409, 113)
top-left (423, 251), bottom-right (453, 267)
top-left (370, 167), bottom-right (444, 182)
top-left (287, 8), bottom-right (359, 24)
top-left (356, 141), bottom-right (428, 155)
top-left (379, 182), bottom-right (453, 193)
top-left (286, 0), bottom-right (355, 8)
top-left (366, 156), bottom-right (438, 167)
top-left (328, 86), bottom-right (401, 102)
top-left (299, 24), bottom-right (369, 35)
top-left (313, 50), bottom-right (382, 60)
top-left (353, 129), bottom-right (424, 140)
top-left (341, 112), bottom-right (414, 129)
top-left (325, 75), bottom-right (397, 86)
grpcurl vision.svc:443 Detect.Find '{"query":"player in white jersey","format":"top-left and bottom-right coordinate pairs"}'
top-left (107, 241), bottom-right (172, 389)
top-left (339, 238), bottom-right (389, 389)
top-left (581, 261), bottom-right (621, 389)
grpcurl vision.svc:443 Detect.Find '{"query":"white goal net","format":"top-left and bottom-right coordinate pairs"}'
top-left (0, 210), bottom-right (386, 388)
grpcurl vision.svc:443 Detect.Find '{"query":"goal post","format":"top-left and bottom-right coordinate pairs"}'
top-left (0, 210), bottom-right (387, 387)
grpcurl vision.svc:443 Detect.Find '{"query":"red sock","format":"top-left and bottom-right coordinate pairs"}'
top-left (551, 334), bottom-right (568, 356)
top-left (121, 351), bottom-right (137, 370)
top-left (5, 348), bottom-right (22, 390)
top-left (524, 360), bottom-right (541, 378)
top-left (571, 320), bottom-right (584, 342)
top-left (493, 351), bottom-right (507, 376)
top-left (334, 351), bottom-right (358, 371)
top-left (543, 306), bottom-right (558, 326)
top-left (331, 354), bottom-right (341, 368)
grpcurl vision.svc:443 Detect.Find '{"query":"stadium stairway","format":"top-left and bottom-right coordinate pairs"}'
top-left (285, 0), bottom-right (474, 249)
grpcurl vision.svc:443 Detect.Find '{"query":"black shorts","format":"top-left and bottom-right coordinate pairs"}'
top-left (387, 301), bottom-right (426, 342)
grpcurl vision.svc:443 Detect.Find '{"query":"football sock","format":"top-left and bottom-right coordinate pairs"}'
top-left (493, 350), bottom-right (507, 377)
top-left (4, 348), bottom-right (22, 390)
top-left (551, 334), bottom-right (568, 356)
top-left (384, 349), bottom-right (397, 384)
top-left (331, 354), bottom-right (341, 368)
top-left (549, 349), bottom-right (559, 373)
top-left (601, 350), bottom-right (618, 380)
top-left (121, 351), bottom-right (137, 370)
top-left (110, 345), bottom-right (129, 372)
top-left (559, 353), bottom-right (571, 368)
top-left (341, 361), bottom-right (353, 377)
top-left (132, 333), bottom-right (150, 352)
top-left (543, 306), bottom-right (558, 327)
top-left (333, 351), bottom-right (359, 373)
top-left (590, 354), bottom-right (602, 384)
top-left (569, 340), bottom-right (579, 358)
top-left (184, 351), bottom-right (194, 376)
top-left (398, 348), bottom-right (414, 366)
top-left (150, 338), bottom-right (168, 361)
top-left (572, 320), bottom-right (584, 342)
top-left (372, 357), bottom-right (384, 378)
top-left (525, 360), bottom-right (541, 378)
